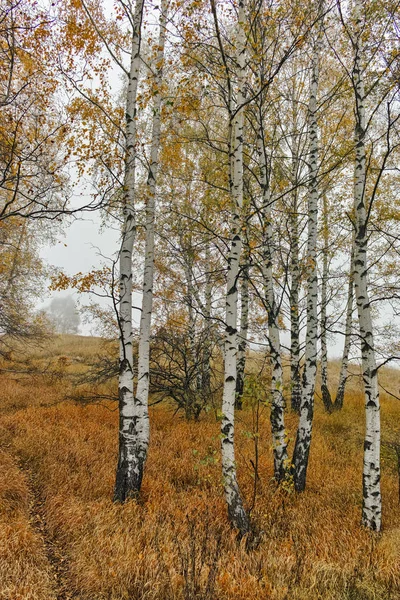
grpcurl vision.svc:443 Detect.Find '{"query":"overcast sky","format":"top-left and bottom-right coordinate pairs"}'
top-left (39, 210), bottom-right (120, 335)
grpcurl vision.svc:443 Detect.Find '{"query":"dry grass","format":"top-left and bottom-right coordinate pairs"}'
top-left (0, 449), bottom-right (56, 599)
top-left (0, 336), bottom-right (399, 599)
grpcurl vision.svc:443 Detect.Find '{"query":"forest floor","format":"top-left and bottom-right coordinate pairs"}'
top-left (0, 335), bottom-right (399, 600)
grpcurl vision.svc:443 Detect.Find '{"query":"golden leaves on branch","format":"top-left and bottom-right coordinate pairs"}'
top-left (50, 266), bottom-right (113, 294)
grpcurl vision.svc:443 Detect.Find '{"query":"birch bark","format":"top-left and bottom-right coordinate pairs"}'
top-left (114, 0), bottom-right (159, 501)
top-left (351, 0), bottom-right (381, 531)
top-left (219, 0), bottom-right (250, 536)
top-left (292, 0), bottom-right (323, 492)
top-left (184, 246), bottom-right (203, 419)
top-left (289, 89), bottom-right (302, 413)
top-left (131, 0), bottom-right (167, 490)
top-left (320, 194), bottom-right (333, 412)
top-left (334, 248), bottom-right (354, 410)
top-left (202, 243), bottom-right (213, 397)
top-left (289, 173), bottom-right (302, 414)
top-left (235, 238), bottom-right (249, 411)
top-left (257, 115), bottom-right (289, 483)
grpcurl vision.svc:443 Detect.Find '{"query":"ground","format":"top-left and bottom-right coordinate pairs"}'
top-left (0, 335), bottom-right (399, 600)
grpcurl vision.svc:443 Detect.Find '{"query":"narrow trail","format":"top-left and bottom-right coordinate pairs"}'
top-left (18, 460), bottom-right (74, 600)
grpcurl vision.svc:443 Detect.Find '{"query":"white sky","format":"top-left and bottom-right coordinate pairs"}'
top-left (39, 213), bottom-right (119, 334)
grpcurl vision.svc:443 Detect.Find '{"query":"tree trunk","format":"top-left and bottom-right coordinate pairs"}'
top-left (114, 0), bottom-right (148, 502)
top-left (333, 248), bottom-right (354, 411)
top-left (292, 0), bottom-right (322, 493)
top-left (257, 112), bottom-right (289, 483)
top-left (320, 194), bottom-right (333, 413)
top-left (184, 250), bottom-right (203, 417)
top-left (218, 0), bottom-right (250, 537)
top-left (235, 238), bottom-right (249, 411)
top-left (123, 0), bottom-right (167, 494)
top-left (352, 0), bottom-right (381, 531)
top-left (202, 242), bottom-right (213, 396)
top-left (289, 104), bottom-right (302, 414)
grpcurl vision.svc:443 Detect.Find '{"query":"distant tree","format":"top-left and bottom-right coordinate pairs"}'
top-left (47, 296), bottom-right (80, 335)
top-left (0, 218), bottom-right (49, 353)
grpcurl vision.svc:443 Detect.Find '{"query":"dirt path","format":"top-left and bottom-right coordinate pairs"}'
top-left (19, 461), bottom-right (74, 600)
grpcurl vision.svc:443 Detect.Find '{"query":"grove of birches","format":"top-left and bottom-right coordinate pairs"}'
top-left (1, 0), bottom-right (400, 558)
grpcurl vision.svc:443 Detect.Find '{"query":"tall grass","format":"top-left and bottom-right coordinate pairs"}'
top-left (0, 336), bottom-right (399, 599)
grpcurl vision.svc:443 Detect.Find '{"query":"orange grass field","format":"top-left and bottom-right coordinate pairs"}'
top-left (0, 335), bottom-right (399, 600)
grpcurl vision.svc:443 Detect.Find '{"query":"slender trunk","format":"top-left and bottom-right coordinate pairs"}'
top-left (292, 0), bottom-right (322, 493)
top-left (219, 0), bottom-right (250, 536)
top-left (235, 238), bottom-right (249, 411)
top-left (202, 243), bottom-right (212, 396)
top-left (334, 248), bottom-right (354, 410)
top-left (257, 114), bottom-right (288, 483)
top-left (184, 250), bottom-right (201, 419)
top-left (289, 106), bottom-right (302, 413)
top-left (114, 0), bottom-right (146, 502)
top-left (186, 257), bottom-right (197, 369)
top-left (320, 194), bottom-right (333, 412)
top-left (352, 0), bottom-right (381, 531)
top-left (126, 0), bottom-right (167, 491)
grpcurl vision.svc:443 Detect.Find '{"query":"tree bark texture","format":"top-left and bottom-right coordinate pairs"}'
top-left (114, 0), bottom-right (151, 502)
top-left (129, 0), bottom-right (167, 493)
top-left (257, 112), bottom-right (289, 483)
top-left (219, 0), bottom-right (250, 536)
top-left (235, 237), bottom-right (249, 411)
top-left (334, 248), bottom-right (354, 411)
top-left (292, 0), bottom-right (323, 493)
top-left (352, 0), bottom-right (381, 531)
top-left (320, 194), bottom-right (333, 412)
top-left (289, 100), bottom-right (302, 414)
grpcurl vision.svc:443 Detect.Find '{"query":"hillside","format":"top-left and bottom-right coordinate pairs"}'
top-left (0, 335), bottom-right (399, 600)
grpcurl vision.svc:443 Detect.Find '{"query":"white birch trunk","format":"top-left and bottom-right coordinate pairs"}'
top-left (352, 0), bottom-right (381, 531)
top-left (289, 111), bottom-right (302, 413)
top-left (257, 117), bottom-right (289, 483)
top-left (202, 243), bottom-right (213, 396)
top-left (320, 194), bottom-right (333, 413)
top-left (334, 248), bottom-right (354, 410)
top-left (292, 0), bottom-right (322, 492)
top-left (235, 239), bottom-right (249, 411)
top-left (184, 250), bottom-right (203, 419)
top-left (113, 0), bottom-right (147, 501)
top-left (220, 0), bottom-right (250, 536)
top-left (129, 0), bottom-right (167, 490)
top-left (290, 192), bottom-right (302, 413)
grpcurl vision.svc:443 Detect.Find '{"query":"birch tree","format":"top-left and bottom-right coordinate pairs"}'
top-left (345, 0), bottom-right (381, 529)
top-left (210, 0), bottom-right (250, 536)
top-left (289, 164), bottom-right (302, 414)
top-left (320, 194), bottom-right (332, 411)
top-left (292, 0), bottom-right (323, 492)
top-left (287, 66), bottom-right (306, 415)
top-left (320, 238), bottom-right (354, 413)
top-left (352, 0), bottom-right (382, 530)
top-left (336, 0), bottom-right (400, 529)
top-left (114, 0), bottom-right (145, 502)
top-left (333, 250), bottom-right (354, 411)
top-left (235, 235), bottom-right (250, 411)
top-left (256, 106), bottom-right (289, 483)
top-left (126, 0), bottom-right (168, 496)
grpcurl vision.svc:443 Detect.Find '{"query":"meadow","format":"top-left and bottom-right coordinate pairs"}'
top-left (0, 335), bottom-right (399, 600)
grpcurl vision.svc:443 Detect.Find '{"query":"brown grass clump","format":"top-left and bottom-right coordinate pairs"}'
top-left (0, 336), bottom-right (399, 599)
